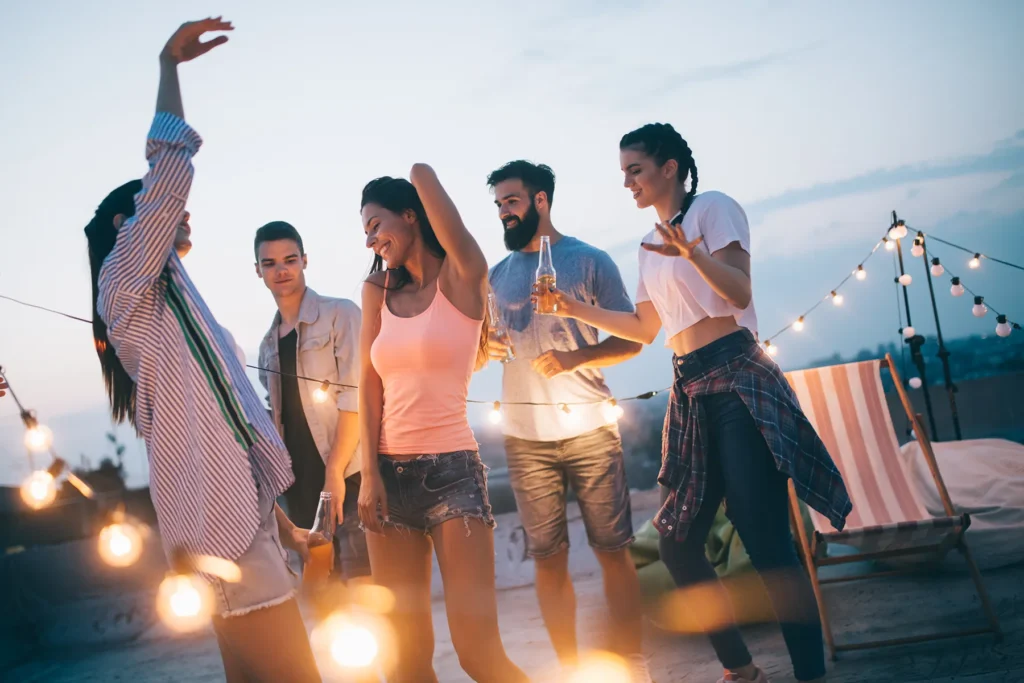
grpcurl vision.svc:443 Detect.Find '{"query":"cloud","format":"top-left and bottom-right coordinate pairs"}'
top-left (648, 43), bottom-right (823, 95)
top-left (744, 136), bottom-right (1024, 220)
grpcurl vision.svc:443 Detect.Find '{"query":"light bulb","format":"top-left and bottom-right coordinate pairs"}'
top-left (764, 341), bottom-right (779, 357)
top-left (972, 296), bottom-right (987, 318)
top-left (831, 291), bottom-right (843, 306)
top-left (902, 326), bottom-right (915, 339)
top-left (909, 377), bottom-right (923, 389)
top-left (566, 651), bottom-right (632, 683)
top-left (793, 316), bottom-right (805, 331)
top-left (950, 277), bottom-right (964, 297)
top-left (996, 315), bottom-right (1011, 338)
top-left (23, 424), bottom-right (53, 453)
top-left (969, 253), bottom-right (981, 269)
top-left (157, 573), bottom-right (213, 633)
top-left (898, 273), bottom-right (912, 286)
top-left (330, 622), bottom-right (379, 669)
top-left (310, 611), bottom-right (393, 673)
top-left (930, 258), bottom-right (944, 277)
top-left (887, 226), bottom-right (901, 241)
top-left (99, 521), bottom-right (144, 567)
top-left (895, 220), bottom-right (908, 238)
top-left (603, 399), bottom-right (625, 422)
top-left (20, 470), bottom-right (57, 510)
top-left (884, 238), bottom-right (895, 252)
top-left (312, 381), bottom-right (330, 404)
top-left (911, 243), bottom-right (924, 258)
top-left (488, 401), bottom-right (502, 424)
top-left (855, 266), bottom-right (866, 281)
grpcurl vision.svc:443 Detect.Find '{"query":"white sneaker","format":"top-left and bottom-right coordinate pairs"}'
top-left (717, 668), bottom-right (770, 683)
top-left (628, 654), bottom-right (655, 683)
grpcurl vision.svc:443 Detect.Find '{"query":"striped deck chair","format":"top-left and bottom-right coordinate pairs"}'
top-left (783, 354), bottom-right (1001, 659)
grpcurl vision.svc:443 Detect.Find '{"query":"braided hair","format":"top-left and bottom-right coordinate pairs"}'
top-left (620, 123), bottom-right (699, 222)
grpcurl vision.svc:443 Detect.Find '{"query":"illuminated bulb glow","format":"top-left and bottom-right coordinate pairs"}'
top-left (23, 425), bottom-right (53, 453)
top-left (330, 623), bottom-right (379, 668)
top-left (21, 470), bottom-right (57, 510)
top-left (972, 296), bottom-right (987, 318)
top-left (157, 573), bottom-right (214, 633)
top-left (950, 278), bottom-right (964, 297)
top-left (909, 377), bottom-right (923, 389)
top-left (855, 266), bottom-right (866, 281)
top-left (930, 258), bottom-right (944, 277)
top-left (969, 254), bottom-right (981, 269)
top-left (831, 291), bottom-right (843, 306)
top-left (566, 651), bottom-right (632, 683)
top-left (99, 522), bottom-right (144, 567)
top-left (899, 274), bottom-right (912, 286)
top-left (884, 239), bottom-right (895, 252)
top-left (764, 341), bottom-right (779, 357)
top-left (793, 317), bottom-right (805, 331)
top-left (902, 326), bottom-right (915, 339)
top-left (312, 381), bottom-right (331, 404)
top-left (887, 226), bottom-right (901, 241)
top-left (603, 399), bottom-right (625, 422)
top-left (488, 401), bottom-right (502, 424)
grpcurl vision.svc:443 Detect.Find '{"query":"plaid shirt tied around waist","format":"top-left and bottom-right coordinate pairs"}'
top-left (654, 330), bottom-right (853, 542)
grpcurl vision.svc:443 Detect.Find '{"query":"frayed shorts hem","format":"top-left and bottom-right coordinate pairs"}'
top-left (215, 588), bottom-right (296, 619)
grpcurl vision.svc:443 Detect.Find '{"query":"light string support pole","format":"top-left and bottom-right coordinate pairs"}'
top-left (917, 230), bottom-right (962, 440)
top-left (892, 211), bottom-right (937, 441)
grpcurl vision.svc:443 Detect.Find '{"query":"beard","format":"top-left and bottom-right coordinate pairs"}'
top-left (502, 201), bottom-right (541, 252)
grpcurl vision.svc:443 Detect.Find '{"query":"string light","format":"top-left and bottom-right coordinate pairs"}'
top-left (930, 258), bottom-right (944, 277)
top-left (902, 326), bottom-right (915, 339)
top-left (157, 573), bottom-right (214, 633)
top-left (793, 316), bottom-right (805, 331)
top-left (488, 401), bottom-right (502, 424)
top-left (763, 340), bottom-right (779, 356)
top-left (884, 237), bottom-right (896, 252)
top-left (969, 253), bottom-right (981, 269)
top-left (909, 377), bottom-right (923, 389)
top-left (972, 296), bottom-right (987, 318)
top-left (312, 381), bottom-right (331, 404)
top-left (603, 398), bottom-right (625, 422)
top-left (996, 315), bottom-right (1012, 338)
top-left (911, 238), bottom-right (925, 258)
top-left (98, 519), bottom-right (144, 568)
top-left (898, 273), bottom-right (912, 286)
top-left (23, 423), bottom-right (53, 453)
top-left (855, 265), bottom-right (867, 281)
top-left (20, 470), bottom-right (57, 510)
top-left (830, 291), bottom-right (843, 306)
top-left (950, 277), bottom-right (965, 297)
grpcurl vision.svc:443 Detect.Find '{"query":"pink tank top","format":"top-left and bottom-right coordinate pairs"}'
top-left (370, 274), bottom-right (482, 456)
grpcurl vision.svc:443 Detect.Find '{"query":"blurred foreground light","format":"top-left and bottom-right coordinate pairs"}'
top-left (313, 381), bottom-right (331, 404)
top-left (312, 610), bottom-right (395, 674)
top-left (350, 583), bottom-right (397, 615)
top-left (21, 470), bottom-right (57, 510)
top-left (603, 399), bottom-right (625, 422)
top-left (566, 651), bottom-right (631, 683)
top-left (157, 573), bottom-right (214, 633)
top-left (488, 401), bottom-right (503, 425)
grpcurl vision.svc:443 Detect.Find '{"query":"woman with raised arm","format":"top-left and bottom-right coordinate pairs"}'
top-left (540, 124), bottom-right (852, 683)
top-left (85, 19), bottom-right (321, 682)
top-left (356, 168), bottom-right (528, 682)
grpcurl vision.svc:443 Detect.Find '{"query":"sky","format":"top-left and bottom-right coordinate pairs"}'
top-left (1, 0), bottom-right (1022, 487)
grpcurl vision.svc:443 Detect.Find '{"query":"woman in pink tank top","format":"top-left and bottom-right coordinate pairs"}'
top-left (356, 166), bottom-right (527, 683)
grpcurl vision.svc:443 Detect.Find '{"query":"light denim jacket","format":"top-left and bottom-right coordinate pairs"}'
top-left (258, 287), bottom-right (361, 478)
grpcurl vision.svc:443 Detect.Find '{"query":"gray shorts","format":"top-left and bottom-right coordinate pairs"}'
top-left (375, 450), bottom-right (496, 534)
top-left (504, 424), bottom-right (634, 559)
top-left (210, 483), bottom-right (297, 618)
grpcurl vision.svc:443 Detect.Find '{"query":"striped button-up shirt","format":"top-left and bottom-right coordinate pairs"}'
top-left (98, 112), bottom-right (294, 561)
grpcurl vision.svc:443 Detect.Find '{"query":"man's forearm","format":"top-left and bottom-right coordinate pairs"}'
top-left (328, 411), bottom-right (360, 476)
top-left (573, 336), bottom-right (643, 369)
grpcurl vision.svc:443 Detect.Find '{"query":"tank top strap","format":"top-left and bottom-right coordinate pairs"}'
top-left (380, 270), bottom-right (391, 316)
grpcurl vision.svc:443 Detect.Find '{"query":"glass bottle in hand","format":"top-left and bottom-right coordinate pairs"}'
top-left (487, 291), bottom-right (516, 363)
top-left (534, 235), bottom-right (558, 314)
top-left (304, 492), bottom-right (335, 585)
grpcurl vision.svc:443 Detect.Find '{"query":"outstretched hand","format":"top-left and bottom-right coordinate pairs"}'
top-left (160, 17), bottom-right (234, 65)
top-left (641, 221), bottom-right (703, 259)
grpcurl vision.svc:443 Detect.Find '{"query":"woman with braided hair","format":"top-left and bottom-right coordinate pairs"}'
top-left (539, 123), bottom-right (851, 683)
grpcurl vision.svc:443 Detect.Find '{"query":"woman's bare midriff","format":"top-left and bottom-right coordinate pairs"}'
top-left (666, 315), bottom-right (746, 357)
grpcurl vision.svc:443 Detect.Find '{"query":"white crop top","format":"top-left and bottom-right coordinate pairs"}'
top-left (635, 191), bottom-right (758, 346)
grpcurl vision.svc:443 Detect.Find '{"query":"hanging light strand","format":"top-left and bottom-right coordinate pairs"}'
top-left (916, 233), bottom-right (1024, 273)
top-left (923, 241), bottom-right (1021, 333)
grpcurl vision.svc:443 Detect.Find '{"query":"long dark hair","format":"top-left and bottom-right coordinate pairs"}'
top-left (360, 176), bottom-right (490, 369)
top-left (85, 179), bottom-right (142, 428)
top-left (620, 123), bottom-right (699, 222)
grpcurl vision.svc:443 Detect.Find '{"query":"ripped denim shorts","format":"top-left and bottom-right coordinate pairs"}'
top-left (376, 450), bottom-right (496, 534)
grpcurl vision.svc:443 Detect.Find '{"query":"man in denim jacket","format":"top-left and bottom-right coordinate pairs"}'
top-left (256, 221), bottom-right (369, 583)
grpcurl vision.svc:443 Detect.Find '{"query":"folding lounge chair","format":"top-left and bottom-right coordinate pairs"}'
top-left (783, 353), bottom-right (1001, 660)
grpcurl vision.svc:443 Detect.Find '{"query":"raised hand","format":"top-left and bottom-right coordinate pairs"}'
top-left (160, 17), bottom-right (234, 65)
top-left (641, 221), bottom-right (703, 259)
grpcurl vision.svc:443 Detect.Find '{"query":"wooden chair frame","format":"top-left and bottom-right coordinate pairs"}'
top-left (787, 353), bottom-right (1002, 660)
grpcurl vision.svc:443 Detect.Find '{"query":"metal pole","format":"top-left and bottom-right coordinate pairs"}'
top-left (918, 232), bottom-right (963, 440)
top-left (892, 212), bottom-right (939, 441)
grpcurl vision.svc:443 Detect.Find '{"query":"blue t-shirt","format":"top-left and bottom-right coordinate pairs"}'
top-left (488, 235), bottom-right (634, 441)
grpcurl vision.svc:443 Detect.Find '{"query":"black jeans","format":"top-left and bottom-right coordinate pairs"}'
top-left (658, 390), bottom-right (826, 682)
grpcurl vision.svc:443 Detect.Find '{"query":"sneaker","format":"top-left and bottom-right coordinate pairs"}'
top-left (717, 668), bottom-right (770, 683)
top-left (628, 654), bottom-right (655, 683)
